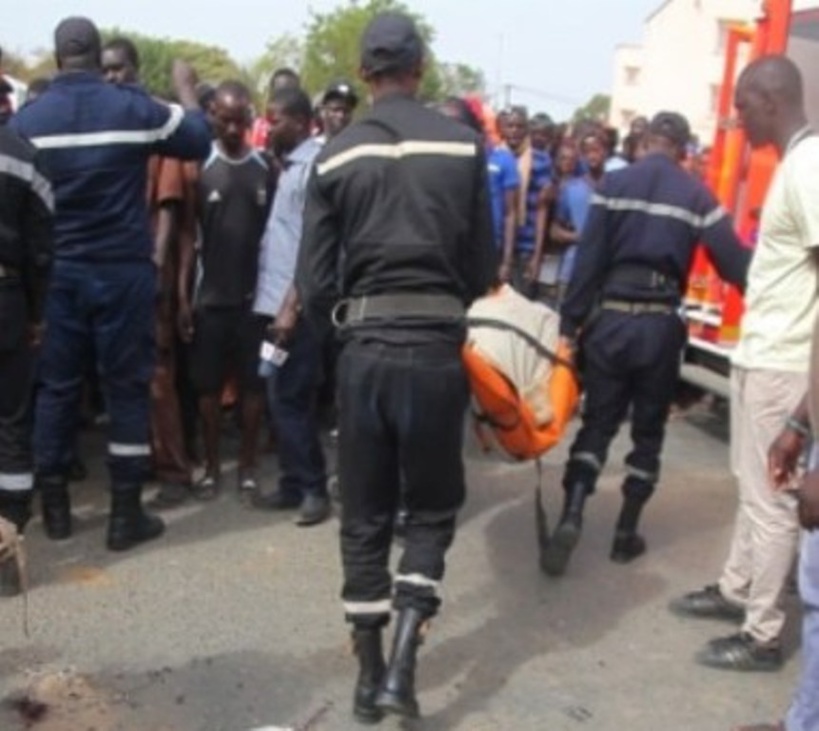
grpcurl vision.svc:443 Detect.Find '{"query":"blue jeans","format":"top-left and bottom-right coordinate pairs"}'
top-left (786, 528), bottom-right (819, 731)
top-left (267, 320), bottom-right (326, 499)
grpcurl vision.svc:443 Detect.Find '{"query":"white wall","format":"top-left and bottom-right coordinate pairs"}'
top-left (610, 0), bottom-right (760, 144)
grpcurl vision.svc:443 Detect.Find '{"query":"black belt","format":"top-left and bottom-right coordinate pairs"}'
top-left (332, 293), bottom-right (465, 327)
top-left (0, 264), bottom-right (20, 279)
top-left (607, 264), bottom-right (680, 293)
top-left (601, 299), bottom-right (678, 315)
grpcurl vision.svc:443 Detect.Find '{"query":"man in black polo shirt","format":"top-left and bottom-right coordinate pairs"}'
top-left (179, 80), bottom-right (274, 499)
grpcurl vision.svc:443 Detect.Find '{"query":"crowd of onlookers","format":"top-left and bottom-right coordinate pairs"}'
top-left (1, 34), bottom-right (716, 531)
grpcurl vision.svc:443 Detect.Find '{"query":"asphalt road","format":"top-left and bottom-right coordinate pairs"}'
top-left (0, 406), bottom-right (801, 731)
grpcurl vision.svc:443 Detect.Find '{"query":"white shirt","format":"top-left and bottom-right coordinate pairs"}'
top-left (732, 130), bottom-right (819, 372)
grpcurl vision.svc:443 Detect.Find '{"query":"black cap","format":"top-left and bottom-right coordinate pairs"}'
top-left (54, 16), bottom-right (101, 58)
top-left (360, 12), bottom-right (423, 75)
top-left (322, 80), bottom-right (358, 107)
top-left (648, 111), bottom-right (691, 148)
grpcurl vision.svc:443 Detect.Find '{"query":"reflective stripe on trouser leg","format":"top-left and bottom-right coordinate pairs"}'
top-left (0, 473), bottom-right (33, 491)
top-left (341, 512), bottom-right (394, 629)
top-left (97, 263), bottom-right (156, 485)
top-left (33, 272), bottom-right (89, 477)
top-left (622, 466), bottom-right (658, 503)
top-left (393, 514), bottom-right (456, 618)
top-left (563, 451), bottom-right (603, 492)
top-left (0, 329), bottom-right (36, 488)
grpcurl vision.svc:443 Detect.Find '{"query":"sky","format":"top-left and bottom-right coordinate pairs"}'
top-left (8, 0), bottom-right (662, 120)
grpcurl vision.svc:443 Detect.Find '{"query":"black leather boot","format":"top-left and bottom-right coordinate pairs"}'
top-left (375, 607), bottom-right (425, 718)
top-left (541, 481), bottom-right (588, 577)
top-left (107, 485), bottom-right (165, 552)
top-left (39, 475), bottom-right (72, 540)
top-left (352, 628), bottom-right (386, 724)
top-left (610, 492), bottom-right (650, 564)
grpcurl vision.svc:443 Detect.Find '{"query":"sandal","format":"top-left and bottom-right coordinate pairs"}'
top-left (192, 474), bottom-right (221, 501)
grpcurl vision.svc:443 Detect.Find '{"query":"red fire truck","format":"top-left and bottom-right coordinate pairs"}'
top-left (681, 0), bottom-right (818, 395)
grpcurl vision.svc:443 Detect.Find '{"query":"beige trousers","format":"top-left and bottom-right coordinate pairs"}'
top-left (718, 367), bottom-right (804, 644)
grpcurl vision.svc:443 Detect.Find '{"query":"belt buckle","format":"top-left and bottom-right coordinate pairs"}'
top-left (331, 298), bottom-right (351, 328)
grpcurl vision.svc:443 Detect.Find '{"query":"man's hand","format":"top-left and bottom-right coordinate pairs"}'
top-left (270, 300), bottom-right (299, 345)
top-left (768, 427), bottom-right (806, 491)
top-left (171, 60), bottom-right (200, 110)
top-left (523, 255), bottom-right (541, 284)
top-left (799, 469), bottom-right (819, 530)
top-left (557, 335), bottom-right (576, 364)
top-left (177, 303), bottom-right (194, 343)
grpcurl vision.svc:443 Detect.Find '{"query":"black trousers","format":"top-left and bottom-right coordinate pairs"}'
top-left (0, 284), bottom-right (35, 527)
top-left (338, 337), bottom-right (469, 628)
top-left (563, 310), bottom-right (686, 501)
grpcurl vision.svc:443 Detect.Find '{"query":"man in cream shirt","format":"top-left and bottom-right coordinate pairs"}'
top-left (671, 55), bottom-right (819, 673)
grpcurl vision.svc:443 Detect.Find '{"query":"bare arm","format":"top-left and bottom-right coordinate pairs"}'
top-left (550, 220), bottom-right (579, 246)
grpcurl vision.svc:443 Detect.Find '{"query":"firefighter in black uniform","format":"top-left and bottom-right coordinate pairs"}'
top-left (541, 112), bottom-right (751, 577)
top-left (0, 123), bottom-right (53, 592)
top-left (296, 12), bottom-right (496, 723)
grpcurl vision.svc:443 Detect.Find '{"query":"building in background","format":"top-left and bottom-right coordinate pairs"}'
top-left (609, 0), bottom-right (760, 144)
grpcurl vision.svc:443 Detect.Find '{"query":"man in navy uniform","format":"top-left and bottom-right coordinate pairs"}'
top-left (10, 17), bottom-right (211, 551)
top-left (0, 119), bottom-right (53, 592)
top-left (297, 12), bottom-right (496, 722)
top-left (541, 112), bottom-right (751, 576)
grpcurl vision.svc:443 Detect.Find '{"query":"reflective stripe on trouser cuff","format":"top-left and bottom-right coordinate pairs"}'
top-left (395, 574), bottom-right (440, 593)
top-left (343, 600), bottom-right (392, 615)
top-left (0, 473), bottom-right (33, 491)
top-left (571, 452), bottom-right (603, 473)
top-left (109, 443), bottom-right (152, 457)
top-left (626, 466), bottom-right (658, 484)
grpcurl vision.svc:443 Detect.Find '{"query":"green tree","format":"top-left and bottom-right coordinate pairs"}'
top-left (0, 47), bottom-right (55, 82)
top-left (572, 93), bottom-right (611, 124)
top-left (248, 34), bottom-right (304, 99)
top-left (101, 29), bottom-right (249, 98)
top-left (437, 62), bottom-right (486, 98)
top-left (296, 0), bottom-right (462, 102)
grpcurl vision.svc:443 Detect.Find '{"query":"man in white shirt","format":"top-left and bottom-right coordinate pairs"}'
top-left (671, 55), bottom-right (819, 673)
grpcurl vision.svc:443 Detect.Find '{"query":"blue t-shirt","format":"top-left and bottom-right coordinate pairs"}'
top-left (556, 176), bottom-right (594, 283)
top-left (516, 149), bottom-right (553, 253)
top-left (487, 147), bottom-right (520, 248)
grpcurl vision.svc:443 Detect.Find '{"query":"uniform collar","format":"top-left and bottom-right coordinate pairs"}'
top-left (52, 70), bottom-right (104, 85)
top-left (372, 91), bottom-right (415, 107)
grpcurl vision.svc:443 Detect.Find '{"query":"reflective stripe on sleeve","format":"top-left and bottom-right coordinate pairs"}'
top-left (30, 104), bottom-right (185, 150)
top-left (0, 153), bottom-right (54, 211)
top-left (591, 194), bottom-right (726, 229)
top-left (317, 140), bottom-right (477, 176)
